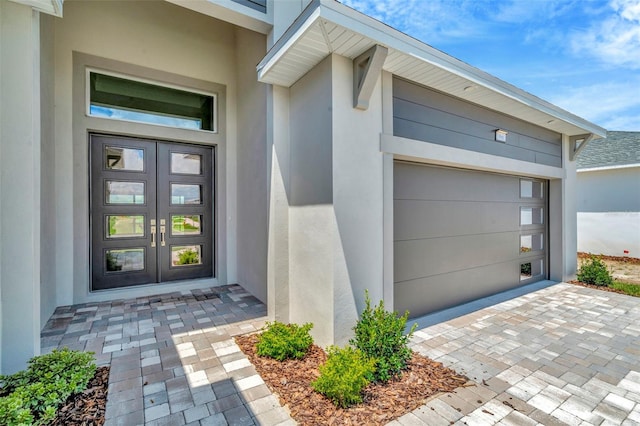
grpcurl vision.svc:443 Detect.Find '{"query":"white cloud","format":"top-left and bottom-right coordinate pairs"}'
top-left (548, 78), bottom-right (640, 130)
top-left (341, 0), bottom-right (491, 44)
top-left (570, 0), bottom-right (640, 68)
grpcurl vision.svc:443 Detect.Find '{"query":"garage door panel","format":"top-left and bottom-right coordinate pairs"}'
top-left (395, 199), bottom-right (519, 241)
top-left (394, 163), bottom-right (519, 203)
top-left (394, 231), bottom-right (519, 282)
top-left (393, 161), bottom-right (548, 318)
top-left (394, 262), bottom-right (520, 318)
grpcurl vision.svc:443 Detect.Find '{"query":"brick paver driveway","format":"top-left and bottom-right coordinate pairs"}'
top-left (41, 283), bottom-right (640, 425)
top-left (400, 282), bottom-right (640, 426)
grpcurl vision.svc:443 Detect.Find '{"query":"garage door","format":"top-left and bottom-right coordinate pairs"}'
top-left (394, 162), bottom-right (547, 318)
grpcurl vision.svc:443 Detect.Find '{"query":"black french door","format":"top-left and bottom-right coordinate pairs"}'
top-left (90, 134), bottom-right (213, 290)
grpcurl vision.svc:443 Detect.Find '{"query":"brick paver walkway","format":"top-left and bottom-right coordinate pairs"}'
top-left (41, 285), bottom-right (292, 426)
top-left (41, 283), bottom-right (640, 425)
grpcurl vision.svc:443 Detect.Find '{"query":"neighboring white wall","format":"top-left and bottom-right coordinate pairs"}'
top-left (577, 167), bottom-right (640, 212)
top-left (236, 27), bottom-right (268, 302)
top-left (52, 1), bottom-right (249, 304)
top-left (578, 212), bottom-right (640, 257)
top-left (576, 167), bottom-right (640, 257)
top-left (0, 1), bottom-right (42, 374)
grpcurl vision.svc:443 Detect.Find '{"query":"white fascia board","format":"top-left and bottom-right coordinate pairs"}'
top-left (257, 2), bottom-right (321, 79)
top-left (165, 0), bottom-right (272, 34)
top-left (577, 163), bottom-right (640, 173)
top-left (8, 0), bottom-right (63, 16)
top-left (381, 134), bottom-right (565, 180)
top-left (258, 0), bottom-right (605, 138)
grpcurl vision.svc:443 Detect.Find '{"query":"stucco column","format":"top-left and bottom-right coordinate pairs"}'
top-left (0, 1), bottom-right (42, 374)
top-left (549, 134), bottom-right (578, 282)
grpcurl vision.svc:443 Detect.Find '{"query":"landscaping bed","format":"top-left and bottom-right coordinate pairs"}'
top-left (0, 349), bottom-right (109, 426)
top-left (235, 333), bottom-right (468, 425)
top-left (572, 253), bottom-right (640, 297)
top-left (578, 252), bottom-right (640, 284)
top-left (50, 366), bottom-right (109, 426)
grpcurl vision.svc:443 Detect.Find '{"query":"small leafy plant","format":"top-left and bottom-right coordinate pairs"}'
top-left (177, 248), bottom-right (200, 265)
top-left (311, 346), bottom-right (376, 408)
top-left (0, 348), bottom-right (96, 425)
top-left (256, 322), bottom-right (313, 361)
top-left (350, 291), bottom-right (416, 382)
top-left (577, 255), bottom-right (613, 286)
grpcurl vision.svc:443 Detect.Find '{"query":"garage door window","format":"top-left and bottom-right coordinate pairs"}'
top-left (520, 207), bottom-right (544, 225)
top-left (520, 259), bottom-right (543, 281)
top-left (520, 233), bottom-right (543, 253)
top-left (520, 179), bottom-right (543, 199)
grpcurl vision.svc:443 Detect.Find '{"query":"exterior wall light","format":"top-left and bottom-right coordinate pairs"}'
top-left (495, 129), bottom-right (508, 142)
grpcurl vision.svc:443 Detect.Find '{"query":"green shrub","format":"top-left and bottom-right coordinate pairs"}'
top-left (520, 262), bottom-right (532, 276)
top-left (350, 291), bottom-right (416, 382)
top-left (177, 248), bottom-right (200, 265)
top-left (0, 348), bottom-right (96, 425)
top-left (577, 255), bottom-right (613, 286)
top-left (256, 322), bottom-right (313, 361)
top-left (311, 346), bottom-right (375, 408)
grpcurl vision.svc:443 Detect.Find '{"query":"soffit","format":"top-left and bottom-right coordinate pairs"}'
top-left (257, 0), bottom-right (606, 138)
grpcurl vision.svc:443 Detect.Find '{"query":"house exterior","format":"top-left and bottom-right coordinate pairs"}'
top-left (577, 131), bottom-right (640, 257)
top-left (0, 0), bottom-right (606, 374)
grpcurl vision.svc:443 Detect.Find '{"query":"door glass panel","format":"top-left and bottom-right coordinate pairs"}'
top-left (105, 146), bottom-right (144, 171)
top-left (107, 215), bottom-right (145, 238)
top-left (171, 153), bottom-right (202, 175)
top-left (171, 184), bottom-right (202, 205)
top-left (106, 181), bottom-right (145, 204)
top-left (172, 245), bottom-right (202, 266)
top-left (106, 248), bottom-right (145, 272)
top-left (171, 215), bottom-right (202, 235)
top-left (520, 207), bottom-right (543, 225)
top-left (520, 233), bottom-right (543, 253)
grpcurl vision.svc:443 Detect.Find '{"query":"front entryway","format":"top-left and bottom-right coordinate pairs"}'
top-left (90, 134), bottom-right (214, 290)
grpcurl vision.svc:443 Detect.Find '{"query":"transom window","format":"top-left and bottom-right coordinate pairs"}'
top-left (88, 71), bottom-right (215, 131)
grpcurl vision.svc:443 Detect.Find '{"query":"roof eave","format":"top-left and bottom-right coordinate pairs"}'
top-left (257, 0), bottom-right (606, 138)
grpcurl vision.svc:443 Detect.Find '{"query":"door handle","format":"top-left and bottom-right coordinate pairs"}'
top-left (150, 219), bottom-right (156, 248)
top-left (160, 225), bottom-right (166, 247)
top-left (151, 226), bottom-right (157, 247)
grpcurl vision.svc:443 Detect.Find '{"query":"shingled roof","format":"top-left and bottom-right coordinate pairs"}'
top-left (577, 131), bottom-right (640, 170)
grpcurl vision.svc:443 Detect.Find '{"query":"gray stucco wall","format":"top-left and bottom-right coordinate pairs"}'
top-left (288, 55), bottom-right (335, 345)
top-left (236, 28), bottom-right (268, 302)
top-left (393, 77), bottom-right (562, 167)
top-left (0, 1), bottom-right (42, 374)
top-left (40, 13), bottom-right (56, 329)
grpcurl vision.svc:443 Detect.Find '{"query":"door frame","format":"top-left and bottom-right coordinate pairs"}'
top-left (72, 53), bottom-right (227, 303)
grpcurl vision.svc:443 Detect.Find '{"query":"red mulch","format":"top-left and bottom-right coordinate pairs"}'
top-left (49, 366), bottom-right (110, 426)
top-left (577, 252), bottom-right (640, 264)
top-left (235, 334), bottom-right (468, 425)
top-left (568, 280), bottom-right (635, 295)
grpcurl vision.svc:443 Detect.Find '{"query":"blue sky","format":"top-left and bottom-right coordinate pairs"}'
top-left (342, 0), bottom-right (640, 131)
